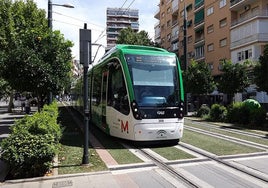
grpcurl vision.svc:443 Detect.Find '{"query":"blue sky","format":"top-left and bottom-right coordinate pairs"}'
top-left (34, 0), bottom-right (159, 61)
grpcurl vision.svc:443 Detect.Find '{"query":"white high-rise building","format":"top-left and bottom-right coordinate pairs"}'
top-left (106, 7), bottom-right (139, 51)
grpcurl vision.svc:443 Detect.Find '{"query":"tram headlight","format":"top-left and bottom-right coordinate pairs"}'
top-left (178, 102), bottom-right (184, 118)
top-left (131, 100), bottom-right (142, 120)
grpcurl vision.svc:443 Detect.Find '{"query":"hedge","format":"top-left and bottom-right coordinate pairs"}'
top-left (0, 102), bottom-right (61, 179)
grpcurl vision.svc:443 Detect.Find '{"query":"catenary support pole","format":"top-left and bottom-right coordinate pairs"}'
top-left (80, 23), bottom-right (91, 165)
top-left (183, 4), bottom-right (188, 116)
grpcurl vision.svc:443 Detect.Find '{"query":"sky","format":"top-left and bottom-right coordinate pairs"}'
top-left (34, 0), bottom-right (160, 62)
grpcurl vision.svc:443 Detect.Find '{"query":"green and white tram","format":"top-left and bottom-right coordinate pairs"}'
top-left (85, 45), bottom-right (184, 142)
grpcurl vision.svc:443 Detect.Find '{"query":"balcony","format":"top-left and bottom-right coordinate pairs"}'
top-left (230, 0), bottom-right (256, 11)
top-left (231, 9), bottom-right (268, 27)
top-left (195, 0), bottom-right (204, 10)
top-left (230, 19), bottom-right (268, 49)
top-left (154, 8), bottom-right (160, 19)
top-left (194, 8), bottom-right (204, 25)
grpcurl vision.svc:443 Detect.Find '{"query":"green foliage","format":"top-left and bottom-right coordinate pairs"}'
top-left (0, 78), bottom-right (11, 98)
top-left (0, 0), bottom-right (73, 102)
top-left (116, 27), bottom-right (153, 46)
top-left (217, 60), bottom-right (249, 96)
top-left (249, 107), bottom-right (267, 126)
top-left (209, 104), bottom-right (227, 122)
top-left (227, 102), bottom-right (266, 126)
top-left (0, 102), bottom-right (61, 179)
top-left (254, 44), bottom-right (268, 93)
top-left (1, 133), bottom-right (56, 179)
top-left (227, 102), bottom-right (244, 123)
top-left (183, 61), bottom-right (216, 94)
top-left (12, 102), bottom-right (61, 142)
top-left (197, 104), bottom-right (210, 117)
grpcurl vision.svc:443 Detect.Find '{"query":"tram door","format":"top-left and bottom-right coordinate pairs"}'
top-left (101, 71), bottom-right (108, 130)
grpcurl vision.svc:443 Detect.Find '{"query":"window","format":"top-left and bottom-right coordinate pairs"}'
top-left (167, 20), bottom-right (171, 27)
top-left (195, 45), bottom-right (204, 59)
top-left (180, 10), bottom-right (184, 17)
top-left (167, 7), bottom-right (171, 13)
top-left (237, 49), bottom-right (252, 61)
top-left (219, 18), bottom-right (227, 28)
top-left (219, 38), bottom-right (227, 47)
top-left (186, 4), bottom-right (193, 12)
top-left (107, 60), bottom-right (130, 115)
top-left (167, 33), bottom-right (171, 41)
top-left (207, 43), bottom-right (214, 52)
top-left (219, 0), bottom-right (226, 8)
top-left (194, 9), bottom-right (204, 24)
top-left (126, 54), bottom-right (180, 108)
top-left (207, 7), bottom-right (214, 16)
top-left (208, 62), bottom-right (214, 70)
top-left (188, 36), bottom-right (193, 43)
top-left (207, 24), bottom-right (214, 33)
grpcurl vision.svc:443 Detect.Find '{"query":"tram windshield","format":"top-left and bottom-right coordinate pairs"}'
top-left (125, 54), bottom-right (180, 107)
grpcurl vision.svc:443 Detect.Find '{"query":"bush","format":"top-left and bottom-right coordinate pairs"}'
top-left (209, 104), bottom-right (227, 122)
top-left (11, 102), bottom-right (61, 142)
top-left (227, 101), bottom-right (267, 126)
top-left (197, 104), bottom-right (210, 117)
top-left (249, 106), bottom-right (267, 126)
top-left (1, 133), bottom-right (56, 179)
top-left (0, 102), bottom-right (61, 179)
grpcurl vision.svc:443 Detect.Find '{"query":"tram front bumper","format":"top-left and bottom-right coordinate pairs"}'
top-left (133, 121), bottom-right (183, 141)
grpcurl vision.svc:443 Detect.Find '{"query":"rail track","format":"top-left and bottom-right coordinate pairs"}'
top-left (185, 118), bottom-right (268, 140)
top-left (119, 140), bottom-right (268, 188)
top-left (184, 125), bottom-right (268, 151)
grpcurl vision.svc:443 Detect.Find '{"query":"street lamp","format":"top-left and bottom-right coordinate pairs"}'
top-left (47, 0), bottom-right (74, 104)
top-left (48, 0), bottom-right (74, 29)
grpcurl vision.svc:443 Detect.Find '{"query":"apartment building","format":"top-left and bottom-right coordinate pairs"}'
top-left (155, 0), bottom-right (231, 75)
top-left (106, 8), bottom-right (139, 51)
top-left (230, 0), bottom-right (268, 104)
top-left (155, 0), bottom-right (268, 104)
top-left (230, 0), bottom-right (268, 64)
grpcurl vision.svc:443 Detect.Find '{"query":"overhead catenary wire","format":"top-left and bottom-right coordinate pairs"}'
top-left (53, 11), bottom-right (105, 29)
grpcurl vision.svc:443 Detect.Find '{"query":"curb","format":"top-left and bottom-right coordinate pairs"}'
top-left (4, 170), bottom-right (111, 184)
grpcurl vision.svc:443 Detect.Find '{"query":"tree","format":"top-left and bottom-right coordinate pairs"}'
top-left (116, 27), bottom-right (153, 46)
top-left (183, 61), bottom-right (215, 95)
top-left (183, 61), bottom-right (216, 109)
top-left (0, 0), bottom-right (73, 107)
top-left (217, 60), bottom-right (249, 104)
top-left (254, 44), bottom-right (268, 93)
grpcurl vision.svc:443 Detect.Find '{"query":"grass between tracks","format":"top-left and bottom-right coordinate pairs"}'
top-left (151, 147), bottom-right (195, 160)
top-left (181, 129), bottom-right (264, 156)
top-left (185, 121), bottom-right (268, 146)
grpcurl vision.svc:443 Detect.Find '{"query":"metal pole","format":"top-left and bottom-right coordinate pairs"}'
top-left (183, 4), bottom-right (188, 115)
top-left (82, 23), bottom-right (90, 165)
top-left (48, 0), bottom-right (53, 104)
top-left (48, 0), bottom-right (52, 28)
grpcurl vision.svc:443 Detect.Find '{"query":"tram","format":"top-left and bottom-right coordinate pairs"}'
top-left (74, 44), bottom-right (184, 142)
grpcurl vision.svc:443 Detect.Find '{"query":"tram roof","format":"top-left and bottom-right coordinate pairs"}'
top-left (99, 44), bottom-right (174, 63)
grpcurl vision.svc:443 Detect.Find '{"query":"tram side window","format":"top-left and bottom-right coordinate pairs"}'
top-left (92, 69), bottom-right (102, 105)
top-left (108, 60), bottom-right (130, 115)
